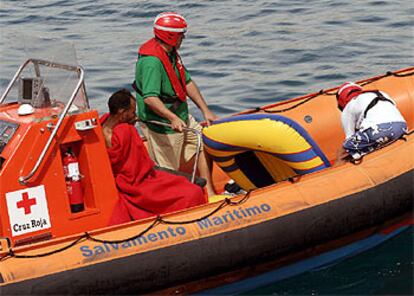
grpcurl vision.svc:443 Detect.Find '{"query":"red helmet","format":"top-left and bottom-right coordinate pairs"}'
top-left (154, 12), bottom-right (187, 47)
top-left (336, 82), bottom-right (363, 110)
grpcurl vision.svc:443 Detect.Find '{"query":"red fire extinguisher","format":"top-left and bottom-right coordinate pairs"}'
top-left (63, 147), bottom-right (84, 213)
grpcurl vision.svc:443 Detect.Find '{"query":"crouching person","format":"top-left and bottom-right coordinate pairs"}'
top-left (336, 82), bottom-right (407, 160)
top-left (101, 89), bottom-right (206, 225)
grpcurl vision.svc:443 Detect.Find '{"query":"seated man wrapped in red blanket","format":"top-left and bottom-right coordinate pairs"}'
top-left (101, 89), bottom-right (206, 225)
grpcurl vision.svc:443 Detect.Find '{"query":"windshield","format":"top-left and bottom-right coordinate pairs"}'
top-left (0, 34), bottom-right (88, 112)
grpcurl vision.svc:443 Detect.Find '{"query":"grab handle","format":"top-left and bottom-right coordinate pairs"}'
top-left (13, 61), bottom-right (86, 185)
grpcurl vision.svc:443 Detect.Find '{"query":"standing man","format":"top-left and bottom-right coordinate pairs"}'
top-left (134, 12), bottom-right (218, 196)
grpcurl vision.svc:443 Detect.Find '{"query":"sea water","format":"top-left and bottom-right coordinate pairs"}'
top-left (0, 0), bottom-right (412, 294)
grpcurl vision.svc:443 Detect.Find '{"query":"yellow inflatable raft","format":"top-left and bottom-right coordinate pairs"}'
top-left (203, 114), bottom-right (331, 190)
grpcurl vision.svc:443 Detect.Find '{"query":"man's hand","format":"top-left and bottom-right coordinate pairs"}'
top-left (334, 147), bottom-right (349, 165)
top-left (170, 116), bottom-right (187, 132)
top-left (337, 147), bottom-right (349, 160)
top-left (186, 81), bottom-right (219, 126)
top-left (145, 97), bottom-right (187, 131)
top-left (203, 109), bottom-right (219, 126)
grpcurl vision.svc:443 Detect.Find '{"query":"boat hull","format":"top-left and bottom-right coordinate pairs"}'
top-left (1, 67), bottom-right (413, 295)
top-left (1, 168), bottom-right (412, 295)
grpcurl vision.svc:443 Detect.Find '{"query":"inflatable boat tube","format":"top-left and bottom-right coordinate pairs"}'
top-left (203, 114), bottom-right (331, 190)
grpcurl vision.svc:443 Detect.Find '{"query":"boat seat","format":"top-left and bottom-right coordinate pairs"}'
top-left (154, 166), bottom-right (207, 188)
top-left (202, 114), bottom-right (331, 191)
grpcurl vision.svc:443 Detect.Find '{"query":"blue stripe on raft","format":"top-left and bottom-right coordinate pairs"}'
top-left (199, 226), bottom-right (411, 296)
top-left (212, 114), bottom-right (331, 168)
top-left (221, 163), bottom-right (239, 173)
top-left (202, 134), bottom-right (246, 152)
top-left (272, 148), bottom-right (317, 163)
top-left (210, 155), bottom-right (235, 162)
top-left (235, 151), bottom-right (275, 188)
top-left (294, 163), bottom-right (327, 175)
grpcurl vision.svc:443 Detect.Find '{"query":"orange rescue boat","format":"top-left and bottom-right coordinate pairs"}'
top-left (0, 57), bottom-right (412, 295)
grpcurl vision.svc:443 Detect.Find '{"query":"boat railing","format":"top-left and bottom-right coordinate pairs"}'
top-left (145, 120), bottom-right (201, 184)
top-left (0, 58), bottom-right (87, 105)
top-left (0, 58), bottom-right (86, 185)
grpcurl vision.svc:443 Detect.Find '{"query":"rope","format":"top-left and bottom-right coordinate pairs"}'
top-left (255, 69), bottom-right (414, 114)
top-left (262, 90), bottom-right (324, 113)
top-left (0, 191), bottom-right (252, 260)
top-left (8, 236), bottom-right (86, 259)
top-left (85, 217), bottom-right (162, 245)
top-left (160, 191), bottom-right (251, 226)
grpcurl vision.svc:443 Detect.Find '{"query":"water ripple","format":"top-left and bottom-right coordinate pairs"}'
top-left (0, 0), bottom-right (413, 119)
top-left (357, 16), bottom-right (388, 23)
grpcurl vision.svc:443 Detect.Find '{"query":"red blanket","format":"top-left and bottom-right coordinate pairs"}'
top-left (101, 114), bottom-right (205, 225)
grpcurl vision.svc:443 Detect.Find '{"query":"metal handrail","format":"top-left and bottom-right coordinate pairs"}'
top-left (0, 59), bottom-right (30, 104)
top-left (0, 59), bottom-right (80, 104)
top-left (0, 59), bottom-right (87, 185)
top-left (145, 120), bottom-right (202, 184)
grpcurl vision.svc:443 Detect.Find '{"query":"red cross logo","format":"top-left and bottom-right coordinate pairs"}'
top-left (16, 192), bottom-right (37, 215)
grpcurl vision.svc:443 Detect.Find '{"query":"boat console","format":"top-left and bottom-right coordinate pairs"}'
top-left (0, 120), bottom-right (18, 153)
top-left (0, 59), bottom-right (118, 247)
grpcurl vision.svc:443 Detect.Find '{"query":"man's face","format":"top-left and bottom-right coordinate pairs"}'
top-left (175, 33), bottom-right (185, 50)
top-left (120, 97), bottom-right (137, 123)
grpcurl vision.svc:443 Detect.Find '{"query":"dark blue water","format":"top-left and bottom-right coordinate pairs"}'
top-left (242, 228), bottom-right (413, 295)
top-left (0, 1), bottom-right (413, 294)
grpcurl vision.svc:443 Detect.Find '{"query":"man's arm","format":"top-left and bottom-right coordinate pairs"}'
top-left (144, 96), bottom-right (187, 132)
top-left (341, 108), bottom-right (356, 139)
top-left (186, 80), bottom-right (218, 125)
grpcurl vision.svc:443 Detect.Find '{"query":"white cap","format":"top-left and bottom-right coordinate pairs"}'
top-left (18, 104), bottom-right (35, 116)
